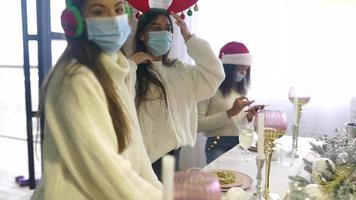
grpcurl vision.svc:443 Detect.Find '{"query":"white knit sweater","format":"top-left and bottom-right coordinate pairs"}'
top-left (31, 52), bottom-right (162, 200)
top-left (198, 89), bottom-right (249, 137)
top-left (137, 35), bottom-right (225, 163)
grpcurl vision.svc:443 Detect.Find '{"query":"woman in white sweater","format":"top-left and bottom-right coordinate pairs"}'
top-left (31, 0), bottom-right (161, 199)
top-left (130, 8), bottom-right (225, 179)
top-left (198, 41), bottom-right (263, 164)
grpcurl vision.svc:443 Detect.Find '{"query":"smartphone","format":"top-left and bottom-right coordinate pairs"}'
top-left (245, 104), bottom-right (268, 113)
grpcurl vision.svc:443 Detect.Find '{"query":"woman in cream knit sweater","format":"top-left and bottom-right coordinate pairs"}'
top-left (130, 9), bottom-right (225, 179)
top-left (31, 0), bottom-right (161, 199)
top-left (198, 41), bottom-right (262, 164)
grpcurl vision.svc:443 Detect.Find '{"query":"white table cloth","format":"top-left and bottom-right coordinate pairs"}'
top-left (203, 136), bottom-right (316, 199)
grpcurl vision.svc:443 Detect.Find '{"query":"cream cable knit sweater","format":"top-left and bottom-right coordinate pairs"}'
top-left (137, 35), bottom-right (225, 163)
top-left (31, 52), bottom-right (162, 200)
top-left (198, 89), bottom-right (249, 137)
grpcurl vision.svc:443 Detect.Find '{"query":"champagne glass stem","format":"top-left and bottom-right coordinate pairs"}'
top-left (244, 148), bottom-right (251, 162)
top-left (295, 104), bottom-right (303, 150)
top-left (240, 146), bottom-right (250, 162)
top-left (290, 104), bottom-right (303, 158)
top-left (291, 124), bottom-right (298, 151)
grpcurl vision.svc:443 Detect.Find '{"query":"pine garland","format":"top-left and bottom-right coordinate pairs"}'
top-left (287, 130), bottom-right (356, 200)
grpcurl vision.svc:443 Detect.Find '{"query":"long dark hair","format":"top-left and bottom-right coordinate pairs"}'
top-left (40, 0), bottom-right (130, 153)
top-left (219, 64), bottom-right (251, 97)
top-left (134, 8), bottom-right (175, 108)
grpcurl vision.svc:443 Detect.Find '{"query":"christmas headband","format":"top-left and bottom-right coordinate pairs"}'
top-left (127, 0), bottom-right (199, 19)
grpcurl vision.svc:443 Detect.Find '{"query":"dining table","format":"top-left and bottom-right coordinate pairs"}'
top-left (203, 135), bottom-right (317, 199)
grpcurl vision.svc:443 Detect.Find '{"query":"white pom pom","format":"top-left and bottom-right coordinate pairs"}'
top-left (149, 0), bottom-right (173, 10)
top-left (312, 158), bottom-right (335, 175)
top-left (304, 184), bottom-right (327, 200)
top-left (225, 187), bottom-right (246, 200)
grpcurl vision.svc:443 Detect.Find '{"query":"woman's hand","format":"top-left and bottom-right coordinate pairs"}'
top-left (130, 52), bottom-right (155, 64)
top-left (245, 104), bottom-right (267, 122)
top-left (171, 12), bottom-right (192, 41)
top-left (246, 108), bottom-right (258, 122)
top-left (226, 97), bottom-right (254, 118)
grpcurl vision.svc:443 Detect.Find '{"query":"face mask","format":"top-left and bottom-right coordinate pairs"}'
top-left (86, 14), bottom-right (131, 54)
top-left (235, 72), bottom-right (245, 82)
top-left (146, 31), bottom-right (173, 57)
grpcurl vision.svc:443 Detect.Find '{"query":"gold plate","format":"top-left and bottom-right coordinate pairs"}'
top-left (208, 169), bottom-right (252, 191)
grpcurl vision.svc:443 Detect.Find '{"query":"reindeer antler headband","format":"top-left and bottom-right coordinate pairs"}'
top-left (127, 0), bottom-right (199, 19)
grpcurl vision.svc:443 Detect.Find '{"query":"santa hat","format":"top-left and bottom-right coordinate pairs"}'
top-left (219, 42), bottom-right (252, 66)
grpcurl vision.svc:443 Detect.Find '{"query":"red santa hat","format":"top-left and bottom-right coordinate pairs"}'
top-left (219, 42), bottom-right (252, 66)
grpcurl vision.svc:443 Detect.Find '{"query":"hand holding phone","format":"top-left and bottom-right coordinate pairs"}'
top-left (252, 104), bottom-right (268, 111)
top-left (245, 104), bottom-right (268, 122)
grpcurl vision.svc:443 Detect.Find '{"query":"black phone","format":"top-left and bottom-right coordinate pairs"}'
top-left (252, 104), bottom-right (268, 110)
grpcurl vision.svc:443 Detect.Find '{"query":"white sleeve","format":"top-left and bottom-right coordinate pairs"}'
top-left (45, 71), bottom-right (161, 200)
top-left (197, 99), bottom-right (232, 132)
top-left (183, 35), bottom-right (225, 101)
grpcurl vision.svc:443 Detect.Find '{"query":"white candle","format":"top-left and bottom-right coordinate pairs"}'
top-left (257, 113), bottom-right (265, 159)
top-left (162, 155), bottom-right (175, 200)
top-left (293, 97), bottom-right (298, 124)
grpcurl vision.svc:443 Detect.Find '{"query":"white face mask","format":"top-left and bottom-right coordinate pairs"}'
top-left (86, 14), bottom-right (131, 54)
top-left (235, 72), bottom-right (245, 82)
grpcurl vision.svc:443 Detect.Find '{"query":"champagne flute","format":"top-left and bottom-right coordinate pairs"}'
top-left (239, 124), bottom-right (254, 162)
top-left (288, 86), bottom-right (311, 107)
top-left (288, 86), bottom-right (311, 158)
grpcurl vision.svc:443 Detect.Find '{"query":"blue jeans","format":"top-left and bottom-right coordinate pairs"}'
top-left (205, 136), bottom-right (239, 164)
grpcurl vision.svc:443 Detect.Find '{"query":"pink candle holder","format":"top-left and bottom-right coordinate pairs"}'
top-left (174, 170), bottom-right (222, 200)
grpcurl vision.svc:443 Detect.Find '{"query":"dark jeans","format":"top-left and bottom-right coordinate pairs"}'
top-left (152, 148), bottom-right (181, 181)
top-left (205, 136), bottom-right (239, 164)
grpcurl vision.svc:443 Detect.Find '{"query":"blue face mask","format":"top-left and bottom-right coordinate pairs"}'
top-left (235, 72), bottom-right (245, 82)
top-left (146, 31), bottom-right (173, 57)
top-left (86, 14), bottom-right (131, 54)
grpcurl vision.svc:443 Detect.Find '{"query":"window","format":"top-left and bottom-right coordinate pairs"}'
top-left (197, 0), bottom-right (356, 134)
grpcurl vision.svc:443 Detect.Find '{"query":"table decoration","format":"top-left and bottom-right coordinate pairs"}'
top-left (163, 155), bottom-right (175, 200)
top-left (225, 187), bottom-right (247, 200)
top-left (257, 110), bottom-right (288, 199)
top-left (207, 169), bottom-right (253, 191)
top-left (288, 86), bottom-right (311, 158)
top-left (287, 131), bottom-right (356, 200)
top-left (174, 169), bottom-right (222, 200)
top-left (250, 158), bottom-right (264, 200)
top-left (251, 112), bottom-right (265, 199)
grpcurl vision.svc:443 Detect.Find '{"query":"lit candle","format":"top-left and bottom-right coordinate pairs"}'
top-left (257, 113), bottom-right (265, 159)
top-left (294, 97), bottom-right (298, 124)
top-left (162, 155), bottom-right (175, 200)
